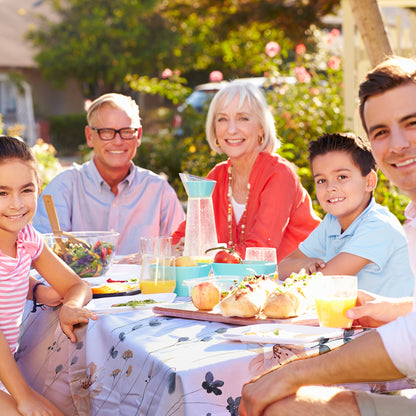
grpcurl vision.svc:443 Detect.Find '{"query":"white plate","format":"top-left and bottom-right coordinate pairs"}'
top-left (84, 264), bottom-right (141, 286)
top-left (222, 323), bottom-right (343, 345)
top-left (86, 292), bottom-right (176, 314)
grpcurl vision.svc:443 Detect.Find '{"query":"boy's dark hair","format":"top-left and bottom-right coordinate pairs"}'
top-left (0, 135), bottom-right (40, 182)
top-left (358, 56), bottom-right (416, 133)
top-left (308, 132), bottom-right (376, 176)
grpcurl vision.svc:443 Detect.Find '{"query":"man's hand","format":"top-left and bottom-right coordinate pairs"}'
top-left (239, 364), bottom-right (299, 416)
top-left (116, 252), bottom-right (142, 264)
top-left (345, 290), bottom-right (413, 328)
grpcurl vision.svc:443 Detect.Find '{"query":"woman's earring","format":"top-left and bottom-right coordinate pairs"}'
top-left (215, 138), bottom-right (220, 147)
top-left (258, 135), bottom-right (264, 144)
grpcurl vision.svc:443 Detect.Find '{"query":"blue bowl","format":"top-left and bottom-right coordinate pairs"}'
top-left (175, 263), bottom-right (211, 296)
top-left (211, 260), bottom-right (276, 282)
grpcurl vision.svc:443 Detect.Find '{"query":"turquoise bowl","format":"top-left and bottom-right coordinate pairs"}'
top-left (211, 260), bottom-right (276, 282)
top-left (175, 263), bottom-right (211, 296)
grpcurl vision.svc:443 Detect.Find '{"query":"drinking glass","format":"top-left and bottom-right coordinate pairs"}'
top-left (140, 255), bottom-right (176, 294)
top-left (245, 247), bottom-right (277, 263)
top-left (313, 275), bottom-right (357, 328)
top-left (140, 236), bottom-right (172, 256)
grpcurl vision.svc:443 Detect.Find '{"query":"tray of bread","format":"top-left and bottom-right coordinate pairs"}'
top-left (153, 272), bottom-right (320, 326)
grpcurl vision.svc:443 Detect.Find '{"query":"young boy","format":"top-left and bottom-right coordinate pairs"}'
top-left (278, 132), bottom-right (414, 297)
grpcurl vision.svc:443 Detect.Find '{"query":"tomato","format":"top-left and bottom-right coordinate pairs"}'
top-left (205, 246), bottom-right (242, 263)
top-left (213, 249), bottom-right (242, 264)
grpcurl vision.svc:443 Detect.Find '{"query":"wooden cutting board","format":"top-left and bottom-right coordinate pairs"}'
top-left (152, 302), bottom-right (319, 326)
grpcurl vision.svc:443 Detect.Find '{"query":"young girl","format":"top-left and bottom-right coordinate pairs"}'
top-left (0, 135), bottom-right (97, 415)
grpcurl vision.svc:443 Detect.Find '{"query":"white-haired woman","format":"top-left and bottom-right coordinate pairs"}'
top-left (172, 80), bottom-right (320, 261)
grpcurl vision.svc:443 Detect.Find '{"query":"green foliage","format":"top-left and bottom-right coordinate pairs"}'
top-left (375, 171), bottom-right (410, 224)
top-left (27, 0), bottom-right (178, 97)
top-left (125, 73), bottom-right (191, 105)
top-left (27, 0), bottom-right (341, 95)
top-left (48, 113), bottom-right (86, 156)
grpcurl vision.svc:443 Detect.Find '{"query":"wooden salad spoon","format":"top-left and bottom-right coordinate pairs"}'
top-left (42, 195), bottom-right (89, 252)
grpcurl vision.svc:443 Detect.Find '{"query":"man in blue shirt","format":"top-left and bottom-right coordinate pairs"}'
top-left (33, 93), bottom-right (185, 257)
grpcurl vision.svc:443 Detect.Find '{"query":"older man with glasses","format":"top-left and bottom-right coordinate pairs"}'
top-left (33, 93), bottom-right (185, 258)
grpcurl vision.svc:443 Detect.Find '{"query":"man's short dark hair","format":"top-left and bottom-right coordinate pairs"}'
top-left (308, 132), bottom-right (376, 176)
top-left (358, 56), bottom-right (416, 132)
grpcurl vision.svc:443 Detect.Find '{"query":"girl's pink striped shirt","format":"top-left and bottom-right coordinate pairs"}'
top-left (0, 223), bottom-right (43, 353)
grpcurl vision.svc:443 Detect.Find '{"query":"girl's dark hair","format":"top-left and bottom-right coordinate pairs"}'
top-left (0, 135), bottom-right (40, 183)
top-left (308, 132), bottom-right (376, 176)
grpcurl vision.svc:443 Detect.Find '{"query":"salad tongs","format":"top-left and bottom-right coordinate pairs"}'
top-left (42, 195), bottom-right (89, 252)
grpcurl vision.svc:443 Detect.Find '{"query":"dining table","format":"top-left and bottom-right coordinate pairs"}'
top-left (16, 264), bottom-right (416, 416)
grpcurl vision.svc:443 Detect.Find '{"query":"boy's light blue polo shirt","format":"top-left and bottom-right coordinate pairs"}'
top-left (299, 198), bottom-right (414, 297)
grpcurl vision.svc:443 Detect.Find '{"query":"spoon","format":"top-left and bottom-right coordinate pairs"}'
top-left (42, 195), bottom-right (89, 252)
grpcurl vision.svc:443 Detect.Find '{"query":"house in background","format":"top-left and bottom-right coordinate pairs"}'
top-left (0, 0), bottom-right (85, 145)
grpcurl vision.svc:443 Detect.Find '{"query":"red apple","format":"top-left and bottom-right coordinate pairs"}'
top-left (191, 281), bottom-right (221, 311)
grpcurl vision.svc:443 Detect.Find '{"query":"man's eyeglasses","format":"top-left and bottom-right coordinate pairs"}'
top-left (90, 127), bottom-right (139, 141)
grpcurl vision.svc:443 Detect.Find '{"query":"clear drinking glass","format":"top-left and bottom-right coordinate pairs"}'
top-left (140, 236), bottom-right (172, 257)
top-left (313, 275), bottom-right (357, 328)
top-left (140, 255), bottom-right (176, 294)
top-left (245, 247), bottom-right (277, 263)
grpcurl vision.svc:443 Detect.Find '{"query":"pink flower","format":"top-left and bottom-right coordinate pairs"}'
top-left (328, 56), bottom-right (341, 70)
top-left (326, 28), bottom-right (341, 44)
top-left (295, 66), bottom-right (311, 83)
top-left (295, 44), bottom-right (306, 55)
top-left (209, 70), bottom-right (223, 82)
top-left (310, 87), bottom-right (320, 95)
top-left (161, 68), bottom-right (173, 79)
top-left (265, 41), bottom-right (281, 58)
top-left (330, 28), bottom-right (341, 37)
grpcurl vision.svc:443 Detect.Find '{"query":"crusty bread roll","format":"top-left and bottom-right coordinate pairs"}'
top-left (219, 280), bottom-right (268, 318)
top-left (241, 274), bottom-right (278, 294)
top-left (263, 288), bottom-right (306, 318)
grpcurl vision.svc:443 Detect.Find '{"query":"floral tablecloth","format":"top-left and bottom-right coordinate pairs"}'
top-left (15, 265), bottom-right (416, 415)
top-left (16, 304), bottom-right (416, 416)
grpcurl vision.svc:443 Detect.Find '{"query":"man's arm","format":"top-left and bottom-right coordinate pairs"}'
top-left (239, 330), bottom-right (404, 416)
top-left (346, 290), bottom-right (413, 327)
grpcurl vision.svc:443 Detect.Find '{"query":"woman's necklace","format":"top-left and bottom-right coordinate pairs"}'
top-left (227, 165), bottom-right (251, 246)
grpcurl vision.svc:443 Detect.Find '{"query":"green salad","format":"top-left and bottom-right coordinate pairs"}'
top-left (54, 240), bottom-right (114, 277)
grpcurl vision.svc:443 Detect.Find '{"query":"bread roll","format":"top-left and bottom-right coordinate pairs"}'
top-left (220, 282), bottom-right (268, 318)
top-left (263, 288), bottom-right (306, 318)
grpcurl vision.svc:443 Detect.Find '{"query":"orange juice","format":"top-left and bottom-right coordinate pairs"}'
top-left (140, 280), bottom-right (176, 294)
top-left (315, 297), bottom-right (357, 328)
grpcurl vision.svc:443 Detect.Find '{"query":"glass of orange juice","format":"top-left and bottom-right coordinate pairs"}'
top-left (313, 275), bottom-right (357, 328)
top-left (140, 255), bottom-right (176, 294)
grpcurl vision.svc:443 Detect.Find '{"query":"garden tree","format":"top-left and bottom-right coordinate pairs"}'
top-left (158, 0), bottom-right (341, 81)
top-left (349, 0), bottom-right (392, 67)
top-left (27, 0), bottom-right (341, 96)
top-left (27, 0), bottom-right (178, 98)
